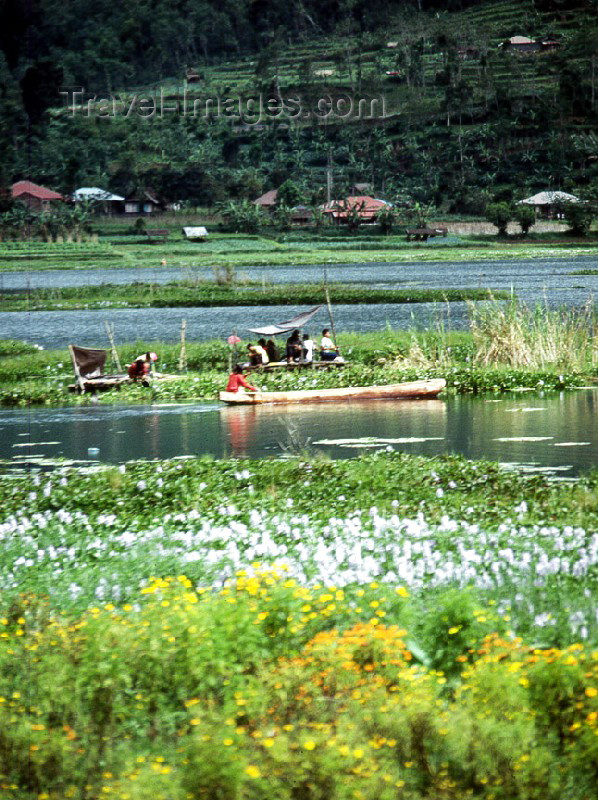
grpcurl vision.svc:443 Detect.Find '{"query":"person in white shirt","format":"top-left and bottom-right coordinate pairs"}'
top-left (320, 328), bottom-right (339, 361)
top-left (302, 333), bottom-right (315, 362)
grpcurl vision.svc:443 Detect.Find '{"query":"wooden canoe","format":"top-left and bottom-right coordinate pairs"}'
top-left (219, 379), bottom-right (446, 405)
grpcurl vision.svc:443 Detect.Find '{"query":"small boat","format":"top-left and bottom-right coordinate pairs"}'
top-left (219, 379), bottom-right (446, 405)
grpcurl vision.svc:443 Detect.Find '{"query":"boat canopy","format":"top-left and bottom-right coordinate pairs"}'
top-left (248, 305), bottom-right (323, 336)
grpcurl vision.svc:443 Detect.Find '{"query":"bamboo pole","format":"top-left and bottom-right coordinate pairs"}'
top-left (324, 285), bottom-right (340, 356)
top-left (104, 321), bottom-right (122, 373)
top-left (179, 318), bottom-right (187, 372)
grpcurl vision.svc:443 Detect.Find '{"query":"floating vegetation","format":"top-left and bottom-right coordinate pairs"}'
top-left (314, 436), bottom-right (444, 446)
top-left (494, 436), bottom-right (554, 442)
top-left (554, 441), bottom-right (592, 447)
top-left (11, 440), bottom-right (61, 447)
top-left (505, 407), bottom-right (547, 412)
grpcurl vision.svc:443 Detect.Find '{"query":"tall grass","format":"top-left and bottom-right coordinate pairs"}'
top-left (468, 297), bottom-right (597, 370)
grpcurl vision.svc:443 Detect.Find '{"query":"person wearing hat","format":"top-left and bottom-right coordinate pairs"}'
top-left (128, 351), bottom-right (158, 384)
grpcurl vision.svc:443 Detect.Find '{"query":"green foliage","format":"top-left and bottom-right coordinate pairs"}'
top-left (0, 283), bottom-right (509, 312)
top-left (1, 2), bottom-right (597, 217)
top-left (0, 339), bottom-right (41, 357)
top-left (217, 200), bottom-right (266, 234)
top-left (377, 205), bottom-right (397, 235)
top-left (485, 202), bottom-right (512, 236)
top-left (0, 568), bottom-right (596, 798)
top-left (419, 588), bottom-right (506, 681)
top-left (513, 203), bottom-right (536, 235)
top-left (277, 179), bottom-right (303, 207)
top-left (273, 202), bottom-right (293, 231)
top-left (0, 323), bottom-right (593, 407)
top-left (561, 200), bottom-right (596, 236)
top-left (468, 296), bottom-right (597, 370)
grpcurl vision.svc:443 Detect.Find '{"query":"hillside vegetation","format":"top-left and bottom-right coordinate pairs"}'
top-left (1, 0), bottom-right (597, 213)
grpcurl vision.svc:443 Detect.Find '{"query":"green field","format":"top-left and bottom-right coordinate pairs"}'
top-left (1, 234), bottom-right (597, 272)
top-left (0, 283), bottom-right (508, 312)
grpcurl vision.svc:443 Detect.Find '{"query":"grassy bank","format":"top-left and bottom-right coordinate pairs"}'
top-left (0, 283), bottom-right (507, 312)
top-left (0, 321), bottom-right (595, 407)
top-left (0, 451), bottom-right (596, 799)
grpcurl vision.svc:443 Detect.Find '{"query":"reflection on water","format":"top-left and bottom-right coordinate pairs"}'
top-left (0, 390), bottom-right (596, 476)
top-left (220, 399), bottom-right (448, 458)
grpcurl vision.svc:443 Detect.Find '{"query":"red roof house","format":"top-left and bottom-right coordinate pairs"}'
top-left (320, 195), bottom-right (391, 224)
top-left (12, 181), bottom-right (65, 211)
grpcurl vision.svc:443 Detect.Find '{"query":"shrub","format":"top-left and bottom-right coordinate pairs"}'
top-left (485, 202), bottom-right (512, 235)
top-left (561, 200), bottom-right (596, 236)
top-left (513, 203), bottom-right (536, 235)
top-left (0, 577), bottom-right (596, 799)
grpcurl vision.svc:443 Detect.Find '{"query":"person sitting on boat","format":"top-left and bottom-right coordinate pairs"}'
top-left (265, 338), bottom-right (280, 362)
top-left (246, 342), bottom-right (269, 367)
top-left (226, 364), bottom-right (258, 393)
top-left (320, 329), bottom-right (341, 361)
top-left (128, 352), bottom-right (158, 384)
top-left (286, 329), bottom-right (303, 362)
top-left (257, 339), bottom-right (271, 365)
top-left (302, 332), bottom-right (315, 363)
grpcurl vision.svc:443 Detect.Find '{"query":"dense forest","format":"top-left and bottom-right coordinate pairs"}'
top-left (1, 0), bottom-right (597, 212)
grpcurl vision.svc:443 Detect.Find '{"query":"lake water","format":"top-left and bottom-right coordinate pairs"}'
top-left (2, 255), bottom-right (597, 309)
top-left (1, 389), bottom-right (596, 476)
top-left (0, 302), bottom-right (474, 349)
top-left (1, 255), bottom-right (595, 349)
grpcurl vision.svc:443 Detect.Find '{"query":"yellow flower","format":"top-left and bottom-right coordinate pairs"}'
top-left (223, 738), bottom-right (234, 746)
top-left (245, 765), bottom-right (261, 779)
top-left (448, 626), bottom-right (461, 635)
top-left (395, 587), bottom-right (409, 598)
top-left (303, 740), bottom-right (316, 751)
top-left (585, 687), bottom-right (598, 698)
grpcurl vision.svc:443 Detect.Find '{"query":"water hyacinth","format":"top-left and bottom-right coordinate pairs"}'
top-left (0, 497), bottom-right (595, 640)
top-left (0, 451), bottom-right (596, 642)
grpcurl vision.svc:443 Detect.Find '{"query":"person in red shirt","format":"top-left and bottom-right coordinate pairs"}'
top-left (225, 365), bottom-right (259, 393)
top-left (128, 352), bottom-right (158, 383)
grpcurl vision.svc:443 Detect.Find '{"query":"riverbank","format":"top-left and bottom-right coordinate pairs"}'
top-left (0, 326), bottom-right (595, 407)
top-left (0, 284), bottom-right (507, 312)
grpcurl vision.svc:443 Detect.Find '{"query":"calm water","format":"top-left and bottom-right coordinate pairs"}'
top-left (2, 256), bottom-right (597, 308)
top-left (1, 390), bottom-right (596, 476)
top-left (0, 302), bottom-right (473, 349)
top-left (2, 256), bottom-right (595, 349)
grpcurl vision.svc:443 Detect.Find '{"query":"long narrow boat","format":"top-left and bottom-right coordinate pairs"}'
top-left (219, 378), bottom-right (446, 405)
